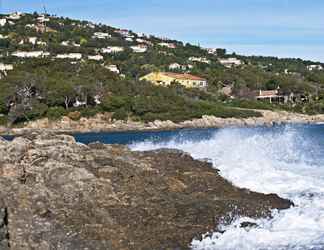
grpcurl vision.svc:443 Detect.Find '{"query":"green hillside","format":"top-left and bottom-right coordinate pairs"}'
top-left (1, 12), bottom-right (324, 125)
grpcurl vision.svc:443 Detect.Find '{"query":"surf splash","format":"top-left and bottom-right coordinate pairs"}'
top-left (130, 125), bottom-right (324, 250)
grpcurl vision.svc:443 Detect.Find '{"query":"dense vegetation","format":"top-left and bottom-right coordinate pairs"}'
top-left (1, 12), bottom-right (324, 125)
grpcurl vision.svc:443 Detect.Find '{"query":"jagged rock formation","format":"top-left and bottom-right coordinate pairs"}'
top-left (0, 133), bottom-right (292, 250)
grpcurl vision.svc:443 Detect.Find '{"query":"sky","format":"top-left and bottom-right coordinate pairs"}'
top-left (1, 0), bottom-right (324, 62)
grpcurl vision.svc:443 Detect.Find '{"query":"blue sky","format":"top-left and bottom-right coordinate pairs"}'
top-left (2, 0), bottom-right (324, 62)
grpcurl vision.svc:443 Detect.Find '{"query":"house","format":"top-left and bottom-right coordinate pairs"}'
top-left (0, 63), bottom-right (13, 71)
top-left (125, 37), bottom-right (133, 42)
top-left (0, 19), bottom-right (7, 27)
top-left (61, 41), bottom-right (70, 46)
top-left (169, 63), bottom-right (186, 71)
top-left (255, 88), bottom-right (284, 103)
top-left (116, 29), bottom-right (131, 37)
top-left (8, 12), bottom-right (23, 20)
top-left (101, 46), bottom-right (124, 54)
top-left (189, 57), bottom-right (210, 64)
top-left (219, 58), bottom-right (242, 68)
top-left (158, 42), bottom-right (176, 49)
top-left (307, 65), bottom-right (323, 71)
top-left (140, 72), bottom-right (208, 89)
top-left (131, 45), bottom-right (148, 53)
top-left (28, 37), bottom-right (37, 45)
top-left (92, 32), bottom-right (111, 39)
top-left (37, 15), bottom-right (50, 23)
top-left (105, 65), bottom-right (120, 74)
top-left (56, 53), bottom-right (82, 60)
top-left (88, 55), bottom-right (104, 61)
top-left (12, 51), bottom-right (50, 58)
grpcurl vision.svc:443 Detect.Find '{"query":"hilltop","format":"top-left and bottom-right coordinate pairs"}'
top-left (1, 12), bottom-right (324, 127)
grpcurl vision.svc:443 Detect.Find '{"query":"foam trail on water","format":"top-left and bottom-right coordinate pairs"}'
top-left (130, 126), bottom-right (324, 250)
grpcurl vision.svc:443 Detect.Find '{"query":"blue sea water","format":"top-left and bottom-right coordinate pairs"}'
top-left (4, 124), bottom-right (324, 249)
top-left (74, 124), bottom-right (324, 250)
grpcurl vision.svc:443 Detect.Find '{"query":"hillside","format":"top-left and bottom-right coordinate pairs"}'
top-left (1, 12), bottom-right (324, 126)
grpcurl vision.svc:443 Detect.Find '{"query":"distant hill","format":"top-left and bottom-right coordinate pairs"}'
top-left (1, 12), bottom-right (324, 125)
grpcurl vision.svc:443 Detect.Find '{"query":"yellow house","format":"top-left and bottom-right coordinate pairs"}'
top-left (140, 72), bottom-right (208, 89)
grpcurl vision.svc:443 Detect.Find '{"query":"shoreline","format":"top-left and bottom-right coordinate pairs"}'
top-left (1, 109), bottom-right (324, 136)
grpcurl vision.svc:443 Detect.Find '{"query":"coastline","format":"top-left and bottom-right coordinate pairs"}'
top-left (1, 109), bottom-right (324, 136)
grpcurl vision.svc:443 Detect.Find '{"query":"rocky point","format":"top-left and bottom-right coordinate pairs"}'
top-left (0, 133), bottom-right (292, 249)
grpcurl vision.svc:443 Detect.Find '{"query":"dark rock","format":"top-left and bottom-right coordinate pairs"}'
top-left (0, 133), bottom-right (293, 250)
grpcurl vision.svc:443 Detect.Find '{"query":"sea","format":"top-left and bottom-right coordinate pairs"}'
top-left (11, 124), bottom-right (324, 249)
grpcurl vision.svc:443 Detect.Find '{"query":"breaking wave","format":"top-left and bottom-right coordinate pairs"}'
top-left (130, 125), bottom-right (324, 250)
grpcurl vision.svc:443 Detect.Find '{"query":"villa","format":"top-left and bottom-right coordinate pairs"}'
top-left (219, 58), bottom-right (242, 68)
top-left (88, 55), bottom-right (104, 61)
top-left (0, 63), bottom-right (14, 71)
top-left (92, 32), bottom-right (111, 39)
top-left (101, 46), bottom-right (124, 54)
top-left (12, 51), bottom-right (50, 58)
top-left (8, 12), bottom-right (23, 20)
top-left (158, 42), bottom-right (176, 49)
top-left (169, 63), bottom-right (187, 71)
top-left (307, 65), bottom-right (323, 71)
top-left (255, 88), bottom-right (284, 103)
top-left (105, 65), bottom-right (120, 74)
top-left (189, 57), bottom-right (210, 64)
top-left (0, 19), bottom-right (7, 26)
top-left (131, 45), bottom-right (148, 53)
top-left (56, 53), bottom-right (82, 60)
top-left (140, 72), bottom-right (208, 89)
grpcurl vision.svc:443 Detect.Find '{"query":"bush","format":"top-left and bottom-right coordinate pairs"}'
top-left (68, 111), bottom-right (81, 120)
top-left (79, 107), bottom-right (102, 118)
top-left (101, 96), bottom-right (131, 112)
top-left (0, 115), bottom-right (8, 126)
top-left (46, 106), bottom-right (67, 120)
top-left (112, 108), bottom-right (128, 121)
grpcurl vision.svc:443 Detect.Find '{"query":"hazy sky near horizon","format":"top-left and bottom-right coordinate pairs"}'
top-left (2, 0), bottom-right (324, 62)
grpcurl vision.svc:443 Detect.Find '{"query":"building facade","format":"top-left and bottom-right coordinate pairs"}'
top-left (140, 72), bottom-right (208, 89)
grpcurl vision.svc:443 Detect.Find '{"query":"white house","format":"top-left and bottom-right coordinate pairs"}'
top-left (0, 63), bottom-right (13, 71)
top-left (125, 37), bottom-right (133, 42)
top-left (307, 65), bottom-right (323, 71)
top-left (37, 15), bottom-right (50, 23)
top-left (105, 65), bottom-right (120, 74)
top-left (131, 45), bottom-right (148, 53)
top-left (0, 19), bottom-right (7, 27)
top-left (101, 46), bottom-right (124, 54)
top-left (28, 37), bottom-right (37, 45)
top-left (12, 51), bottom-right (50, 58)
top-left (116, 29), bottom-right (131, 37)
top-left (61, 41), bottom-right (70, 46)
top-left (219, 58), bottom-right (242, 68)
top-left (25, 24), bottom-right (35, 29)
top-left (88, 55), bottom-right (104, 61)
top-left (189, 57), bottom-right (210, 64)
top-left (158, 42), bottom-right (176, 49)
top-left (92, 32), bottom-right (111, 39)
top-left (169, 63), bottom-right (186, 71)
top-left (56, 53), bottom-right (82, 60)
top-left (8, 12), bottom-right (23, 20)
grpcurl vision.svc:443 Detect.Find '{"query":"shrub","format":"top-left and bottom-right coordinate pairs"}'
top-left (0, 115), bottom-right (8, 126)
top-left (46, 106), bottom-right (67, 120)
top-left (68, 111), bottom-right (81, 120)
top-left (112, 108), bottom-right (128, 121)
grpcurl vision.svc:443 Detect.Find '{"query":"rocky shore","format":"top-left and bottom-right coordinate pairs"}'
top-left (0, 133), bottom-right (292, 250)
top-left (1, 110), bottom-right (324, 136)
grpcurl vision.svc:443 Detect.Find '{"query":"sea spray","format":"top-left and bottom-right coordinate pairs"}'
top-left (130, 125), bottom-right (324, 250)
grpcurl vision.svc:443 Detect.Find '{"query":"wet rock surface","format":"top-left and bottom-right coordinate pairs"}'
top-left (0, 133), bottom-right (292, 250)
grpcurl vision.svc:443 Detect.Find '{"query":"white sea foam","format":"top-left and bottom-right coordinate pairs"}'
top-left (130, 126), bottom-right (324, 250)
